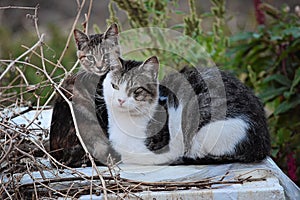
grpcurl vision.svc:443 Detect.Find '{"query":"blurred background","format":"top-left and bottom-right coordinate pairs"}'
top-left (0, 0), bottom-right (299, 34)
top-left (0, 0), bottom-right (299, 187)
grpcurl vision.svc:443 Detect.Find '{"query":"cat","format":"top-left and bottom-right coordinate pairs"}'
top-left (50, 23), bottom-right (120, 167)
top-left (102, 55), bottom-right (271, 165)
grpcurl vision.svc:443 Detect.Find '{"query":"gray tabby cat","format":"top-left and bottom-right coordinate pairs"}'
top-left (103, 56), bottom-right (270, 165)
top-left (50, 24), bottom-right (120, 166)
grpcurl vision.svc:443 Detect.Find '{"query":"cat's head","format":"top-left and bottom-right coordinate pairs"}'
top-left (74, 23), bottom-right (120, 76)
top-left (103, 56), bottom-right (159, 116)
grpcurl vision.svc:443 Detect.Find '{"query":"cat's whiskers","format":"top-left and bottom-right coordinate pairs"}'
top-left (130, 105), bottom-right (156, 120)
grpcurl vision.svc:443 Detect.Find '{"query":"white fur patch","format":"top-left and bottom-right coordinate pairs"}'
top-left (107, 105), bottom-right (185, 165)
top-left (188, 117), bottom-right (249, 158)
top-left (167, 105), bottom-right (185, 160)
top-left (108, 110), bottom-right (181, 165)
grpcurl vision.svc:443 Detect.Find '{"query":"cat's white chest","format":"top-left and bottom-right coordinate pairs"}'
top-left (108, 111), bottom-right (149, 153)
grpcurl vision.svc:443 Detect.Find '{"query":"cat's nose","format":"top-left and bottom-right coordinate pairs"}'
top-left (118, 99), bottom-right (125, 106)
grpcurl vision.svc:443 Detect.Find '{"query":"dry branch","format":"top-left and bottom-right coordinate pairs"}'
top-left (0, 34), bottom-right (45, 81)
top-left (0, 6), bottom-right (36, 10)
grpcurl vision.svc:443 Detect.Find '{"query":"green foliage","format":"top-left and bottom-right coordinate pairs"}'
top-left (183, 0), bottom-right (229, 65)
top-left (112, 0), bottom-right (149, 27)
top-left (184, 0), bottom-right (201, 37)
top-left (226, 4), bottom-right (300, 184)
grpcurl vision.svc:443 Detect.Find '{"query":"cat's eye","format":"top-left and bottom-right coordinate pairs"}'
top-left (134, 87), bottom-right (144, 94)
top-left (86, 55), bottom-right (94, 61)
top-left (111, 83), bottom-right (119, 90)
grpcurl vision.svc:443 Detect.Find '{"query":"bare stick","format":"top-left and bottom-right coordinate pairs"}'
top-left (66, 182), bottom-right (75, 198)
top-left (15, 67), bottom-right (29, 86)
top-left (24, 59), bottom-right (80, 129)
top-left (0, 6), bottom-right (36, 10)
top-left (21, 45), bottom-right (68, 75)
top-left (53, 0), bottom-right (86, 77)
top-left (1, 183), bottom-right (13, 200)
top-left (15, 146), bottom-right (36, 161)
top-left (83, 0), bottom-right (94, 34)
top-left (48, 0), bottom-right (86, 77)
top-left (0, 130), bottom-right (14, 164)
top-left (27, 134), bottom-right (113, 194)
top-left (0, 35), bottom-right (44, 81)
top-left (0, 59), bottom-right (50, 74)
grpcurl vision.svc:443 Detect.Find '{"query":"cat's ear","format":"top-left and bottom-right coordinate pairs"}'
top-left (104, 23), bottom-right (119, 39)
top-left (74, 29), bottom-right (89, 50)
top-left (104, 23), bottom-right (121, 57)
top-left (141, 56), bottom-right (159, 79)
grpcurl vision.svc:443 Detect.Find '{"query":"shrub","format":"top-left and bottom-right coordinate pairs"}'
top-left (227, 3), bottom-right (300, 185)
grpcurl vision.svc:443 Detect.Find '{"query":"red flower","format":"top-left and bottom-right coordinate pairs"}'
top-left (254, 0), bottom-right (265, 25)
top-left (287, 152), bottom-right (297, 182)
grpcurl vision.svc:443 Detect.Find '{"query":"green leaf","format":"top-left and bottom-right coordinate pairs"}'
top-left (271, 148), bottom-right (280, 157)
top-left (247, 65), bottom-right (257, 85)
top-left (277, 127), bottom-right (291, 145)
top-left (282, 27), bottom-right (300, 38)
top-left (290, 38), bottom-right (300, 49)
top-left (283, 91), bottom-right (292, 99)
top-left (258, 87), bottom-right (288, 102)
top-left (270, 35), bottom-right (283, 41)
top-left (252, 33), bottom-right (261, 39)
top-left (229, 32), bottom-right (253, 42)
top-left (174, 10), bottom-right (185, 15)
top-left (200, 12), bottom-right (214, 18)
top-left (170, 24), bottom-right (184, 30)
top-left (274, 97), bottom-right (300, 115)
top-left (246, 44), bottom-right (269, 65)
top-left (290, 68), bottom-right (300, 93)
top-left (263, 74), bottom-right (291, 87)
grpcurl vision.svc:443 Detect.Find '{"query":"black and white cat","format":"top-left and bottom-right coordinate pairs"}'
top-left (103, 56), bottom-right (270, 165)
